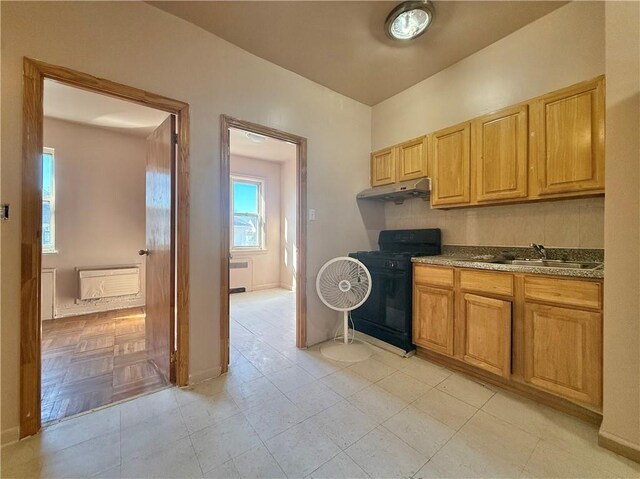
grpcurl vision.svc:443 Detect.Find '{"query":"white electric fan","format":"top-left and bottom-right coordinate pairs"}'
top-left (316, 257), bottom-right (373, 362)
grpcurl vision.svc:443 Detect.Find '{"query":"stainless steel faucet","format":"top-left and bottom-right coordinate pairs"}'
top-left (530, 243), bottom-right (547, 259)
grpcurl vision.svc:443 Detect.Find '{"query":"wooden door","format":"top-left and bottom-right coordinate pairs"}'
top-left (397, 136), bottom-right (428, 182)
top-left (145, 115), bottom-right (176, 383)
top-left (473, 105), bottom-right (528, 202)
top-left (524, 303), bottom-right (602, 406)
top-left (371, 147), bottom-right (396, 186)
top-left (413, 284), bottom-right (454, 356)
top-left (430, 122), bottom-right (471, 207)
top-left (530, 76), bottom-right (605, 196)
top-left (461, 294), bottom-right (511, 378)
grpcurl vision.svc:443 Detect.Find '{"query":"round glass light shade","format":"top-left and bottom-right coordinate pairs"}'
top-left (385, 1), bottom-right (434, 41)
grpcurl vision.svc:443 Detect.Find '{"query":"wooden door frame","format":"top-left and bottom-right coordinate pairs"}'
top-left (220, 115), bottom-right (307, 373)
top-left (20, 58), bottom-right (190, 438)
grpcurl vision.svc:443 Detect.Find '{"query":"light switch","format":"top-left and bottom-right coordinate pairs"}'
top-left (308, 209), bottom-right (316, 221)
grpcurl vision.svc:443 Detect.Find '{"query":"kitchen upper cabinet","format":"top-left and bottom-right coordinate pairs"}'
top-left (472, 104), bottom-right (528, 202)
top-left (430, 122), bottom-right (471, 207)
top-left (397, 136), bottom-right (428, 182)
top-left (413, 284), bottom-right (454, 356)
top-left (524, 303), bottom-right (602, 407)
top-left (530, 76), bottom-right (605, 197)
top-left (460, 293), bottom-right (512, 378)
top-left (370, 147), bottom-right (396, 186)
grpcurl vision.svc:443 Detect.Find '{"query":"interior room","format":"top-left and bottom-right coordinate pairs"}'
top-left (39, 80), bottom-right (173, 423)
top-left (228, 127), bottom-right (300, 365)
top-left (1, 1), bottom-right (640, 479)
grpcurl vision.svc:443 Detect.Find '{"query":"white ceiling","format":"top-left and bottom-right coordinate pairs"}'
top-left (230, 127), bottom-right (297, 163)
top-left (150, 1), bottom-right (567, 106)
top-left (44, 80), bottom-right (170, 136)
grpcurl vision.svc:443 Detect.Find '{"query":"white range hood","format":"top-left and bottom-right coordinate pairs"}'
top-left (356, 177), bottom-right (430, 204)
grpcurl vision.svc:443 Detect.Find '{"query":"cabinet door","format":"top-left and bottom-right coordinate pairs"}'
top-left (473, 104), bottom-right (528, 202)
top-left (524, 303), bottom-right (602, 406)
top-left (413, 285), bottom-right (454, 356)
top-left (430, 123), bottom-right (471, 207)
top-left (397, 136), bottom-right (428, 182)
top-left (371, 147), bottom-right (396, 187)
top-left (461, 294), bottom-right (511, 378)
top-left (531, 76), bottom-right (605, 196)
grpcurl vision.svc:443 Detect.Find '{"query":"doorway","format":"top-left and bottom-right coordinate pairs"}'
top-left (20, 58), bottom-right (190, 438)
top-left (220, 116), bottom-right (307, 374)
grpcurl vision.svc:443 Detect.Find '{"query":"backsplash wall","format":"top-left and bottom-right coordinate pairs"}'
top-left (384, 197), bottom-right (604, 249)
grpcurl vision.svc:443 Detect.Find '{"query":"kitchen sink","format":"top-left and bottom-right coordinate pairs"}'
top-left (492, 259), bottom-right (603, 270)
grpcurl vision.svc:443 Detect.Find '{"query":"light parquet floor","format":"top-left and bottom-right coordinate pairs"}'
top-left (41, 307), bottom-right (167, 423)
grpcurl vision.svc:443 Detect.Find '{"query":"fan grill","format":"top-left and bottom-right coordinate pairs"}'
top-left (317, 258), bottom-right (371, 311)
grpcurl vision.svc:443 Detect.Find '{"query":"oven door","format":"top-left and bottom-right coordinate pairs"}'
top-left (351, 265), bottom-right (413, 350)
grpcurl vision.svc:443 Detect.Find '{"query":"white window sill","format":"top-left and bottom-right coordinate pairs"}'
top-left (231, 248), bottom-right (269, 256)
top-left (43, 249), bottom-right (58, 255)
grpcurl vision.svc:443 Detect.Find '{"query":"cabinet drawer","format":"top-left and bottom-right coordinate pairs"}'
top-left (414, 265), bottom-right (454, 288)
top-left (524, 276), bottom-right (602, 310)
top-left (459, 270), bottom-right (514, 296)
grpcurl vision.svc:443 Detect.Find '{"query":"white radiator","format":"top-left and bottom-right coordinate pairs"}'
top-left (78, 267), bottom-right (140, 300)
top-left (230, 258), bottom-right (253, 292)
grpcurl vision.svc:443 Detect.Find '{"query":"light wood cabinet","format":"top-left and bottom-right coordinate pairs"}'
top-left (472, 104), bottom-right (528, 202)
top-left (461, 293), bottom-right (512, 378)
top-left (524, 303), bottom-right (602, 406)
top-left (413, 284), bottom-right (454, 356)
top-left (412, 263), bottom-right (603, 412)
top-left (371, 76), bottom-right (605, 209)
top-left (430, 122), bottom-right (471, 207)
top-left (370, 147), bottom-right (396, 186)
top-left (397, 136), bottom-right (428, 182)
top-left (530, 76), bottom-right (605, 197)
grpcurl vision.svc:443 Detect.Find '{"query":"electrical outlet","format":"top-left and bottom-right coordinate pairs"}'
top-left (308, 208), bottom-right (316, 221)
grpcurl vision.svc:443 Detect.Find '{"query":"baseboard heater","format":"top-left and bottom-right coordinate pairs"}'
top-left (77, 266), bottom-right (140, 300)
top-left (230, 258), bottom-right (253, 292)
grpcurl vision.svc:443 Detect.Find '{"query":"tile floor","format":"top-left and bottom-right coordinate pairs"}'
top-left (40, 308), bottom-right (167, 423)
top-left (3, 288), bottom-right (640, 478)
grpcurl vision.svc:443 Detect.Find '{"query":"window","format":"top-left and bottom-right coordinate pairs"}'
top-left (42, 147), bottom-right (56, 253)
top-left (231, 176), bottom-right (265, 250)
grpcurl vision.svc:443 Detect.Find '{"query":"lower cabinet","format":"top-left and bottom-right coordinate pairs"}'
top-left (460, 293), bottom-right (512, 378)
top-left (412, 263), bottom-right (603, 411)
top-left (413, 284), bottom-right (454, 356)
top-left (524, 303), bottom-right (602, 407)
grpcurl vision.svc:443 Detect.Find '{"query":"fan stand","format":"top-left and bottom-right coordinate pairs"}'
top-left (320, 311), bottom-right (372, 363)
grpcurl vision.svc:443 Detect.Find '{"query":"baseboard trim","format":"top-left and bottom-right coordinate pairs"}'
top-left (1, 426), bottom-right (20, 447)
top-left (252, 283), bottom-right (281, 291)
top-left (53, 298), bottom-right (145, 319)
top-left (279, 283), bottom-right (294, 291)
top-left (599, 430), bottom-right (640, 464)
top-left (188, 366), bottom-right (222, 384)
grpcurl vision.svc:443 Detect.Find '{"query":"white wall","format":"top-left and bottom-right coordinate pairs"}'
top-left (280, 156), bottom-right (297, 290)
top-left (1, 1), bottom-right (373, 441)
top-left (230, 155), bottom-right (281, 291)
top-left (373, 1), bottom-right (605, 249)
top-left (42, 118), bottom-right (147, 317)
top-left (601, 0), bottom-right (640, 455)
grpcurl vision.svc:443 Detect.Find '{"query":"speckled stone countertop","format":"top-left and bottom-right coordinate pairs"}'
top-left (412, 245), bottom-right (604, 279)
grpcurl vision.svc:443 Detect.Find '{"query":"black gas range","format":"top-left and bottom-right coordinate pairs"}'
top-left (349, 229), bottom-right (441, 353)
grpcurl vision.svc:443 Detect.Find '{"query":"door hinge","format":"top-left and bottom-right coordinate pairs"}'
top-left (170, 351), bottom-right (177, 364)
top-left (172, 133), bottom-right (179, 145)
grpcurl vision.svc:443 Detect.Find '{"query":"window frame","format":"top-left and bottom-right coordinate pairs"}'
top-left (230, 175), bottom-right (266, 252)
top-left (42, 146), bottom-right (56, 254)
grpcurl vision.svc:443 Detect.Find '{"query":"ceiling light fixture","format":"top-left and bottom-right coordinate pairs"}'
top-left (244, 131), bottom-right (267, 143)
top-left (385, 0), bottom-right (434, 41)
